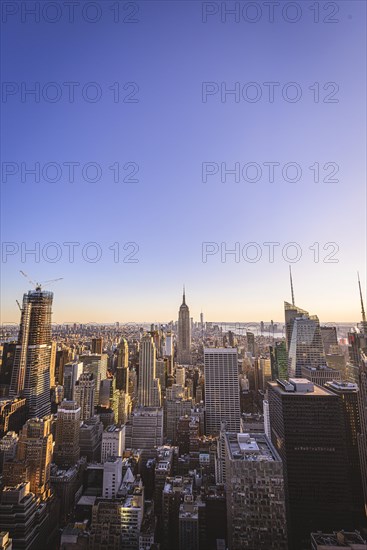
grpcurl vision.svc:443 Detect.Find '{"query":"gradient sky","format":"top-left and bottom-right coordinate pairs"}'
top-left (1, 0), bottom-right (366, 323)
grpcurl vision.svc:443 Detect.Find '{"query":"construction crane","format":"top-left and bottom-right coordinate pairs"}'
top-left (19, 270), bottom-right (63, 291)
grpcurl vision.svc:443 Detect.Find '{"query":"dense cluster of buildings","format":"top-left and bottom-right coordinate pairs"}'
top-left (0, 280), bottom-right (366, 549)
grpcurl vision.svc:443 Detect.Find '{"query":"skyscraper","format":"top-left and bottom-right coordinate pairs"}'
top-left (13, 416), bottom-right (53, 500)
top-left (178, 288), bottom-right (191, 365)
top-left (54, 400), bottom-right (81, 469)
top-left (10, 289), bottom-right (53, 419)
top-left (115, 337), bottom-right (129, 393)
top-left (288, 315), bottom-right (327, 378)
top-left (74, 372), bottom-right (95, 421)
top-left (224, 432), bottom-right (287, 550)
top-left (270, 341), bottom-right (288, 380)
top-left (204, 348), bottom-right (240, 435)
top-left (63, 361), bottom-right (83, 401)
top-left (325, 380), bottom-right (366, 526)
top-left (138, 334), bottom-right (160, 407)
top-left (268, 378), bottom-right (353, 549)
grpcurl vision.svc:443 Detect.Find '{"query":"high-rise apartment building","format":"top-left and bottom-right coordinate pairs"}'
top-left (10, 289), bottom-right (53, 419)
top-left (178, 289), bottom-right (191, 365)
top-left (204, 348), bottom-right (240, 435)
top-left (54, 400), bottom-right (81, 469)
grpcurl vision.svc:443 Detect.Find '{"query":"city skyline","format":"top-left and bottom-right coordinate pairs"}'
top-left (1, 270), bottom-right (366, 324)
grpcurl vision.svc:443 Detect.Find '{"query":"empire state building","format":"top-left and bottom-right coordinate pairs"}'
top-left (177, 287), bottom-right (191, 365)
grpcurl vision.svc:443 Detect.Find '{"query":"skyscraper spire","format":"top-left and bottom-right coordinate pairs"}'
top-left (357, 272), bottom-right (367, 331)
top-left (289, 266), bottom-right (295, 306)
top-left (183, 284), bottom-right (186, 305)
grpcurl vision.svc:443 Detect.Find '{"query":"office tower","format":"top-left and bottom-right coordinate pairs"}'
top-left (0, 483), bottom-right (54, 550)
top-left (91, 337), bottom-right (103, 355)
top-left (74, 372), bottom-right (95, 421)
top-left (138, 334), bottom-right (159, 407)
top-left (288, 315), bottom-right (327, 378)
top-left (165, 331), bottom-right (174, 358)
top-left (284, 301), bottom-right (309, 351)
top-left (0, 432), bottom-right (18, 473)
top-left (79, 354), bottom-right (108, 406)
top-left (0, 342), bottom-right (16, 396)
top-left (204, 348), bottom-right (240, 435)
top-left (113, 389), bottom-right (131, 425)
top-left (3, 416), bottom-right (53, 500)
top-left (102, 456), bottom-right (123, 499)
top-left (176, 366), bottom-right (185, 387)
top-left (162, 476), bottom-right (193, 550)
top-left (358, 351), bottom-right (367, 518)
top-left (164, 389), bottom-right (193, 443)
top-left (154, 445), bottom-right (177, 517)
top-left (101, 425), bottom-right (125, 462)
top-left (79, 416), bottom-right (103, 462)
top-left (178, 288), bottom-right (191, 365)
top-left (125, 407), bottom-right (163, 464)
top-left (270, 341), bottom-right (288, 380)
top-left (179, 495), bottom-right (200, 550)
top-left (99, 378), bottom-right (113, 408)
top-left (268, 378), bottom-right (353, 549)
top-left (50, 464), bottom-right (81, 524)
top-left (0, 397), bottom-right (27, 437)
top-left (10, 288), bottom-right (53, 419)
top-left (325, 380), bottom-right (366, 525)
top-left (49, 341), bottom-right (57, 388)
top-left (176, 415), bottom-right (200, 455)
top-left (55, 346), bottom-right (72, 386)
top-left (54, 400), bottom-right (81, 469)
top-left (116, 337), bottom-right (129, 392)
top-left (246, 332), bottom-right (256, 356)
top-left (301, 365), bottom-right (341, 385)
top-left (90, 474), bottom-right (144, 550)
top-left (320, 326), bottom-right (338, 354)
top-left (63, 362), bottom-right (83, 401)
top-left (224, 432), bottom-right (287, 550)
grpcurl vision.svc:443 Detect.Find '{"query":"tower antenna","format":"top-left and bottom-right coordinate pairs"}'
top-left (289, 266), bottom-right (295, 306)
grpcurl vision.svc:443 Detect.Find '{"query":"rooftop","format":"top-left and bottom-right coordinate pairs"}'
top-left (225, 432), bottom-right (280, 462)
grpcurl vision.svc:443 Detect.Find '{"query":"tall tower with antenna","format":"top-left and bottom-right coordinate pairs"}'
top-left (358, 272), bottom-right (367, 335)
top-left (178, 286), bottom-right (191, 364)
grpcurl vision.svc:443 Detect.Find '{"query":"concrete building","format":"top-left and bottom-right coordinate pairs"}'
top-left (102, 456), bottom-right (123, 499)
top-left (54, 401), bottom-right (81, 469)
top-left (63, 362), bottom-right (83, 401)
top-left (179, 495), bottom-right (199, 550)
top-left (125, 407), bottom-right (163, 464)
top-left (204, 348), bottom-right (240, 435)
top-left (79, 354), bottom-right (108, 406)
top-left (224, 431), bottom-right (287, 550)
top-left (75, 373), bottom-right (95, 421)
top-left (101, 424), bottom-right (125, 462)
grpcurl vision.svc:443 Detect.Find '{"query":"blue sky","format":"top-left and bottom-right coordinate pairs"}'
top-left (1, 0), bottom-right (366, 323)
